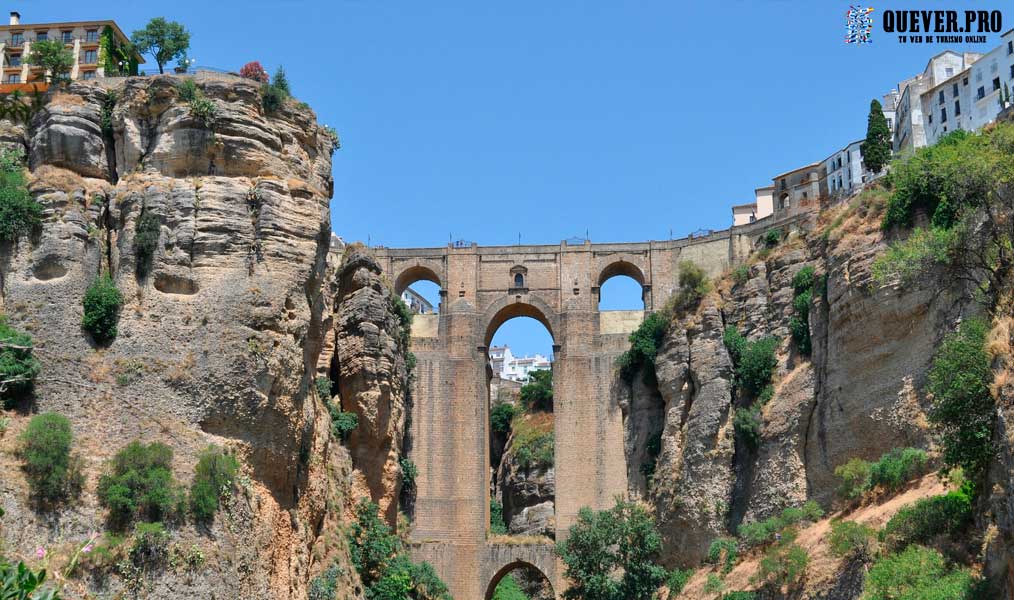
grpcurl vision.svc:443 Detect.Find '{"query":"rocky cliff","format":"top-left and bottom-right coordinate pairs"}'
top-left (0, 73), bottom-right (404, 600)
top-left (640, 193), bottom-right (972, 586)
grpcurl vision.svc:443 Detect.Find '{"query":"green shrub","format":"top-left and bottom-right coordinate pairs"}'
top-left (82, 274), bottom-right (123, 345)
top-left (261, 83), bottom-right (286, 113)
top-left (133, 210), bottom-right (160, 276)
top-left (828, 520), bottom-right (876, 558)
top-left (789, 266), bottom-right (816, 356)
top-left (0, 147), bottom-right (41, 242)
top-left (863, 545), bottom-right (979, 600)
top-left (0, 316), bottom-right (41, 407)
top-left (519, 369), bottom-right (553, 411)
top-left (491, 574), bottom-right (526, 600)
top-left (19, 413), bottom-right (82, 503)
top-left (128, 521), bottom-right (169, 568)
top-left (666, 568), bottom-right (693, 597)
top-left (755, 533), bottom-right (808, 589)
top-left (723, 326), bottom-right (747, 364)
top-left (704, 573), bottom-right (724, 594)
top-left (272, 66), bottom-right (290, 96)
top-left (314, 375), bottom-right (332, 399)
top-left (734, 405), bottom-right (762, 450)
top-left (735, 336), bottom-right (779, 398)
top-left (926, 318), bottom-right (993, 481)
top-left (308, 564), bottom-right (342, 600)
top-left (738, 502), bottom-right (823, 549)
top-left (327, 399), bottom-right (358, 440)
top-left (176, 79), bottom-right (216, 128)
top-left (671, 260), bottom-right (711, 314)
top-left (835, 458), bottom-right (873, 500)
top-left (880, 490), bottom-right (972, 552)
top-left (189, 445), bottom-right (239, 522)
top-left (98, 441), bottom-right (184, 527)
top-left (490, 402), bottom-right (516, 434)
top-left (617, 311), bottom-right (669, 383)
top-left (732, 265), bottom-right (750, 286)
top-left (399, 457), bottom-right (418, 489)
top-left (512, 417), bottom-right (554, 470)
top-left (176, 79), bottom-right (199, 102)
top-left (347, 499), bottom-right (451, 598)
top-left (869, 447), bottom-right (928, 491)
top-left (0, 557), bottom-right (59, 599)
top-left (763, 228), bottom-right (782, 248)
top-left (871, 227), bottom-right (957, 286)
top-left (557, 499), bottom-right (667, 600)
top-left (490, 498), bottom-right (507, 535)
top-left (708, 537), bottom-right (738, 575)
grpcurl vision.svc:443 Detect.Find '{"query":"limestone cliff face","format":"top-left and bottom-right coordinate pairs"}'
top-left (0, 74), bottom-right (367, 599)
top-left (645, 206), bottom-right (963, 571)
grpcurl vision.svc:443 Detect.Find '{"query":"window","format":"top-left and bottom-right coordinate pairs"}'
top-left (946, 67), bottom-right (954, 76)
top-left (81, 70), bottom-right (95, 80)
top-left (85, 30), bottom-right (98, 43)
top-left (802, 192), bottom-right (808, 199)
top-left (963, 76), bottom-right (968, 86)
top-left (952, 83), bottom-right (959, 97)
top-left (955, 100), bottom-right (961, 116)
top-left (887, 118), bottom-right (893, 129)
top-left (513, 273), bottom-right (524, 288)
top-left (1010, 64), bottom-right (1014, 80)
top-left (780, 178), bottom-right (786, 190)
top-left (994, 77), bottom-right (1002, 92)
top-left (978, 86), bottom-right (986, 100)
top-left (10, 32), bottom-right (22, 47)
top-left (83, 50), bottom-right (97, 64)
top-left (929, 113), bottom-right (933, 124)
top-left (1009, 41), bottom-right (1014, 55)
top-left (35, 31), bottom-right (47, 42)
top-left (61, 31), bottom-right (72, 43)
top-left (938, 90), bottom-right (945, 105)
top-left (941, 107), bottom-right (947, 123)
top-left (5, 74), bottom-right (19, 84)
top-left (8, 54), bottom-right (20, 67)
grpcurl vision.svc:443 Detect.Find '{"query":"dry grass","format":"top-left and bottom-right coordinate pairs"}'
top-left (487, 534), bottom-right (554, 546)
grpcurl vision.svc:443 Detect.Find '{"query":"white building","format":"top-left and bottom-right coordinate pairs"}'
top-left (823, 140), bottom-right (866, 199)
top-left (730, 186), bottom-right (774, 226)
top-left (888, 50), bottom-right (982, 153)
top-left (401, 288), bottom-right (434, 314)
top-left (488, 345), bottom-right (551, 382)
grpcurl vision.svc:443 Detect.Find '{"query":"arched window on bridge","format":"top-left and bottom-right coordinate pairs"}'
top-left (487, 313), bottom-right (555, 542)
top-left (486, 564), bottom-right (554, 600)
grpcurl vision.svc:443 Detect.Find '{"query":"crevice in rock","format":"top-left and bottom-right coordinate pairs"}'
top-left (101, 193), bottom-right (114, 276)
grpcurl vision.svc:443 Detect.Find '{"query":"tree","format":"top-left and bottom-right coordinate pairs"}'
top-left (26, 39), bottom-right (73, 84)
top-left (19, 413), bottom-right (82, 504)
top-left (131, 17), bottom-right (190, 74)
top-left (239, 61), bottom-right (269, 83)
top-left (519, 369), bottom-right (553, 411)
top-left (557, 498), bottom-right (667, 600)
top-left (0, 147), bottom-right (41, 242)
top-left (0, 316), bottom-right (40, 405)
top-left (82, 274), bottom-right (123, 345)
top-left (272, 66), bottom-right (290, 96)
top-left (861, 99), bottom-right (892, 174)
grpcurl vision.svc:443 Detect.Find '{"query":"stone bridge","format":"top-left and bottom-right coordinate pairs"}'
top-left (375, 218), bottom-right (796, 599)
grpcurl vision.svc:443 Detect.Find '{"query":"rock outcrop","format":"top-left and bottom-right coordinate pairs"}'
top-left (0, 73), bottom-right (365, 599)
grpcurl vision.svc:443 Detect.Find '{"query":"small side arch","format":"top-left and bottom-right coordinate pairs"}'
top-left (484, 560), bottom-right (555, 600)
top-left (393, 264), bottom-right (443, 296)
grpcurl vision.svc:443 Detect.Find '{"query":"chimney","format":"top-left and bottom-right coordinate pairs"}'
top-left (9, 11), bottom-right (19, 26)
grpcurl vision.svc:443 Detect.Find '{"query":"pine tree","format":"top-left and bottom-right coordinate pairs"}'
top-left (860, 99), bottom-right (892, 174)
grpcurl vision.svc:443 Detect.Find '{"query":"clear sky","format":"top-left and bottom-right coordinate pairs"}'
top-left (24, 1), bottom-right (1007, 354)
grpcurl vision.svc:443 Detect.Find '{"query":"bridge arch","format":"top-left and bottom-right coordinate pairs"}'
top-left (484, 560), bottom-right (556, 600)
top-left (596, 259), bottom-right (646, 288)
top-left (393, 263), bottom-right (443, 295)
top-left (481, 296), bottom-right (558, 349)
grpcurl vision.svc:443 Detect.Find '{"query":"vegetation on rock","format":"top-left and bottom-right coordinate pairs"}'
top-left (19, 413), bottom-right (83, 504)
top-left (828, 519), bottom-right (877, 559)
top-left (617, 311), bottom-right (669, 383)
top-left (556, 499), bottom-right (666, 600)
top-left (98, 441), bottom-right (184, 527)
top-left (737, 501), bottom-right (823, 549)
top-left (753, 529), bottom-right (809, 591)
top-left (670, 260), bottom-right (711, 315)
top-left (519, 369), bottom-right (553, 412)
top-left (0, 147), bottom-right (41, 242)
top-left (863, 545), bottom-right (979, 600)
top-left (239, 61), bottom-right (269, 83)
top-left (189, 445), bottom-right (239, 523)
top-left (0, 316), bottom-right (41, 407)
top-left (789, 266), bottom-right (815, 356)
top-left (880, 489), bottom-right (972, 553)
top-left (133, 210), bottom-right (161, 276)
top-left (82, 274), bottom-right (123, 345)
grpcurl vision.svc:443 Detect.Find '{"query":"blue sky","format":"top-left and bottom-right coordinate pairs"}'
top-left (26, 1), bottom-right (1006, 355)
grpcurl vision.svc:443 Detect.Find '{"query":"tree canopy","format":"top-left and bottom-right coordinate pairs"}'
top-left (26, 39), bottom-right (73, 83)
top-left (861, 99), bottom-right (892, 174)
top-left (131, 17), bottom-right (190, 74)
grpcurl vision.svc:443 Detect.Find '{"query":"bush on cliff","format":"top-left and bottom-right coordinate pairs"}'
top-left (556, 498), bottom-right (666, 600)
top-left (789, 266), bottom-right (815, 356)
top-left (82, 274), bottom-right (123, 345)
top-left (880, 490), bottom-right (972, 553)
top-left (670, 260), bottom-right (710, 315)
top-left (0, 316), bottom-right (41, 407)
top-left (617, 311), bottom-right (669, 384)
top-left (927, 318), bottom-right (993, 482)
top-left (347, 499), bottom-right (451, 599)
top-left (723, 327), bottom-right (779, 399)
top-left (19, 412), bottom-right (83, 504)
top-left (519, 369), bottom-right (553, 411)
top-left (189, 445), bottom-right (239, 523)
top-left (753, 530), bottom-right (808, 590)
top-left (0, 147), bottom-right (41, 242)
top-left (490, 402), bottom-right (516, 434)
top-left (863, 545), bottom-right (980, 600)
top-left (98, 441), bottom-right (184, 527)
top-left (133, 209), bottom-right (161, 276)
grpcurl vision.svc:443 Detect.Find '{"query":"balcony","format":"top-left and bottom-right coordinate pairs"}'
top-left (8, 39), bottom-right (23, 48)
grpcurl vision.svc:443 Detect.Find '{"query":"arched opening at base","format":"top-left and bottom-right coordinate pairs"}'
top-left (486, 562), bottom-right (555, 600)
